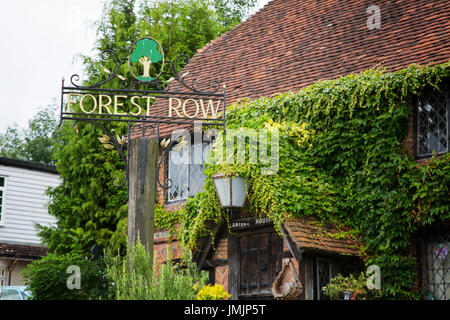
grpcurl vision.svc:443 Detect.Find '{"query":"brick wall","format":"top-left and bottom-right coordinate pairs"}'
top-left (214, 265), bottom-right (229, 292)
top-left (212, 237), bottom-right (228, 260)
top-left (211, 237), bottom-right (229, 290)
top-left (153, 229), bottom-right (183, 270)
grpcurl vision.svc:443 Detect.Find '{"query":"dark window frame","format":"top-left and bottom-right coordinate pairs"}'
top-left (313, 257), bottom-right (332, 300)
top-left (166, 134), bottom-right (211, 204)
top-left (413, 79), bottom-right (450, 159)
top-left (418, 230), bottom-right (450, 300)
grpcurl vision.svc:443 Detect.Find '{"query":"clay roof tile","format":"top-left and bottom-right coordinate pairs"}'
top-left (145, 0), bottom-right (450, 136)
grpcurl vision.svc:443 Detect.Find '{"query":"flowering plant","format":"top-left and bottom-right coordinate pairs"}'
top-left (196, 284), bottom-right (231, 300)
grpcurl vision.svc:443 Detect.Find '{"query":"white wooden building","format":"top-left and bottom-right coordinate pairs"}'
top-left (0, 157), bottom-right (59, 286)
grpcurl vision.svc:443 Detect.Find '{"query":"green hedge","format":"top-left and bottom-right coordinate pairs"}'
top-left (22, 253), bottom-right (110, 300)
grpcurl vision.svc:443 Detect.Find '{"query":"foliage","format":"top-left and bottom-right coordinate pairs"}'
top-left (0, 103), bottom-right (61, 164)
top-left (196, 284), bottom-right (231, 300)
top-left (37, 119), bottom-right (128, 255)
top-left (322, 272), bottom-right (381, 300)
top-left (40, 0), bottom-right (256, 257)
top-left (0, 124), bottom-right (24, 160)
top-left (212, 0), bottom-right (258, 29)
top-left (20, 0), bottom-right (260, 299)
top-left (88, 0), bottom-right (256, 88)
top-left (22, 253), bottom-right (110, 300)
top-left (105, 240), bottom-right (208, 300)
top-left (36, 0), bottom-right (134, 256)
top-left (154, 202), bottom-right (182, 232)
top-left (137, 0), bottom-right (223, 63)
top-left (170, 62), bottom-right (450, 299)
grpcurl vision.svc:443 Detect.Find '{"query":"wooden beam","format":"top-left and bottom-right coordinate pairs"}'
top-left (281, 224), bottom-right (303, 261)
top-left (128, 138), bottom-right (157, 263)
top-left (197, 224), bottom-right (221, 269)
top-left (204, 259), bottom-right (228, 268)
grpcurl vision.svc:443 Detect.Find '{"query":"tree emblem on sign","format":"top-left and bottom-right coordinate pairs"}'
top-left (128, 37), bottom-right (164, 82)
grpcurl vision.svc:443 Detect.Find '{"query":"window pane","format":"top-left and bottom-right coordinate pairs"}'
top-left (417, 88), bottom-right (449, 156)
top-left (0, 177), bottom-right (4, 187)
top-left (168, 140), bottom-right (211, 202)
top-left (189, 142), bottom-right (210, 196)
top-left (317, 259), bottom-right (331, 300)
top-left (422, 235), bottom-right (449, 300)
top-left (168, 146), bottom-right (189, 202)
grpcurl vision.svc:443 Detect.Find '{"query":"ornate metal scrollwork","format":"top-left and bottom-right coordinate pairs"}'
top-left (61, 36), bottom-right (226, 200)
top-left (170, 54), bottom-right (222, 94)
top-left (70, 50), bottom-right (124, 89)
top-left (155, 136), bottom-right (187, 190)
top-left (68, 45), bottom-right (221, 95)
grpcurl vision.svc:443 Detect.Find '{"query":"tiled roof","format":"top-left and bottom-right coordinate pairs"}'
top-left (147, 0), bottom-right (450, 137)
top-left (0, 243), bottom-right (47, 260)
top-left (283, 217), bottom-right (360, 256)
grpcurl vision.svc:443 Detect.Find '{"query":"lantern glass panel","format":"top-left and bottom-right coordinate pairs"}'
top-left (214, 176), bottom-right (231, 207)
top-left (231, 176), bottom-right (246, 207)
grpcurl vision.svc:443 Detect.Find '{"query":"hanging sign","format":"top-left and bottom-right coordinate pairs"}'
top-left (60, 37), bottom-right (226, 127)
top-left (64, 94), bottom-right (223, 119)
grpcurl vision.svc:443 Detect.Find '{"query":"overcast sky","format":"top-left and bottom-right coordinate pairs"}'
top-left (0, 0), bottom-right (270, 132)
top-left (0, 0), bottom-right (105, 132)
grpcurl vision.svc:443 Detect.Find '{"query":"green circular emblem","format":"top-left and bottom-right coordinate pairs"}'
top-left (128, 37), bottom-right (164, 82)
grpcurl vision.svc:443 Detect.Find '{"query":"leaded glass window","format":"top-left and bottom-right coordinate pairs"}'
top-left (416, 83), bottom-right (449, 157)
top-left (168, 148), bottom-right (189, 202)
top-left (316, 258), bottom-right (331, 300)
top-left (168, 141), bottom-right (210, 203)
top-left (421, 234), bottom-right (450, 300)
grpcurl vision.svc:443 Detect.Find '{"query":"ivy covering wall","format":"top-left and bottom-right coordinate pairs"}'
top-left (155, 62), bottom-right (450, 299)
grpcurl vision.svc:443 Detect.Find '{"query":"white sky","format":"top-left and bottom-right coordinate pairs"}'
top-left (0, 0), bottom-right (270, 132)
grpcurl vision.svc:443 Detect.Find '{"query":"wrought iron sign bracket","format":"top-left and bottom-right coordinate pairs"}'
top-left (60, 37), bottom-right (226, 200)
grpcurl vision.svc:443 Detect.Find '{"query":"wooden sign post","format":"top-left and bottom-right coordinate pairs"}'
top-left (127, 138), bottom-right (157, 262)
top-left (60, 36), bottom-right (226, 265)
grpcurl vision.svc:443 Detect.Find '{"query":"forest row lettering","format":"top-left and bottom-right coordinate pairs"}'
top-left (65, 94), bottom-right (222, 119)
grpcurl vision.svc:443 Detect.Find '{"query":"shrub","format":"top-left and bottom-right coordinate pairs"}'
top-left (322, 272), bottom-right (382, 300)
top-left (22, 253), bottom-right (110, 300)
top-left (105, 240), bottom-right (208, 300)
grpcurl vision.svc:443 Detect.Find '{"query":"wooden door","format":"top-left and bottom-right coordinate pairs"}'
top-left (229, 228), bottom-right (282, 299)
